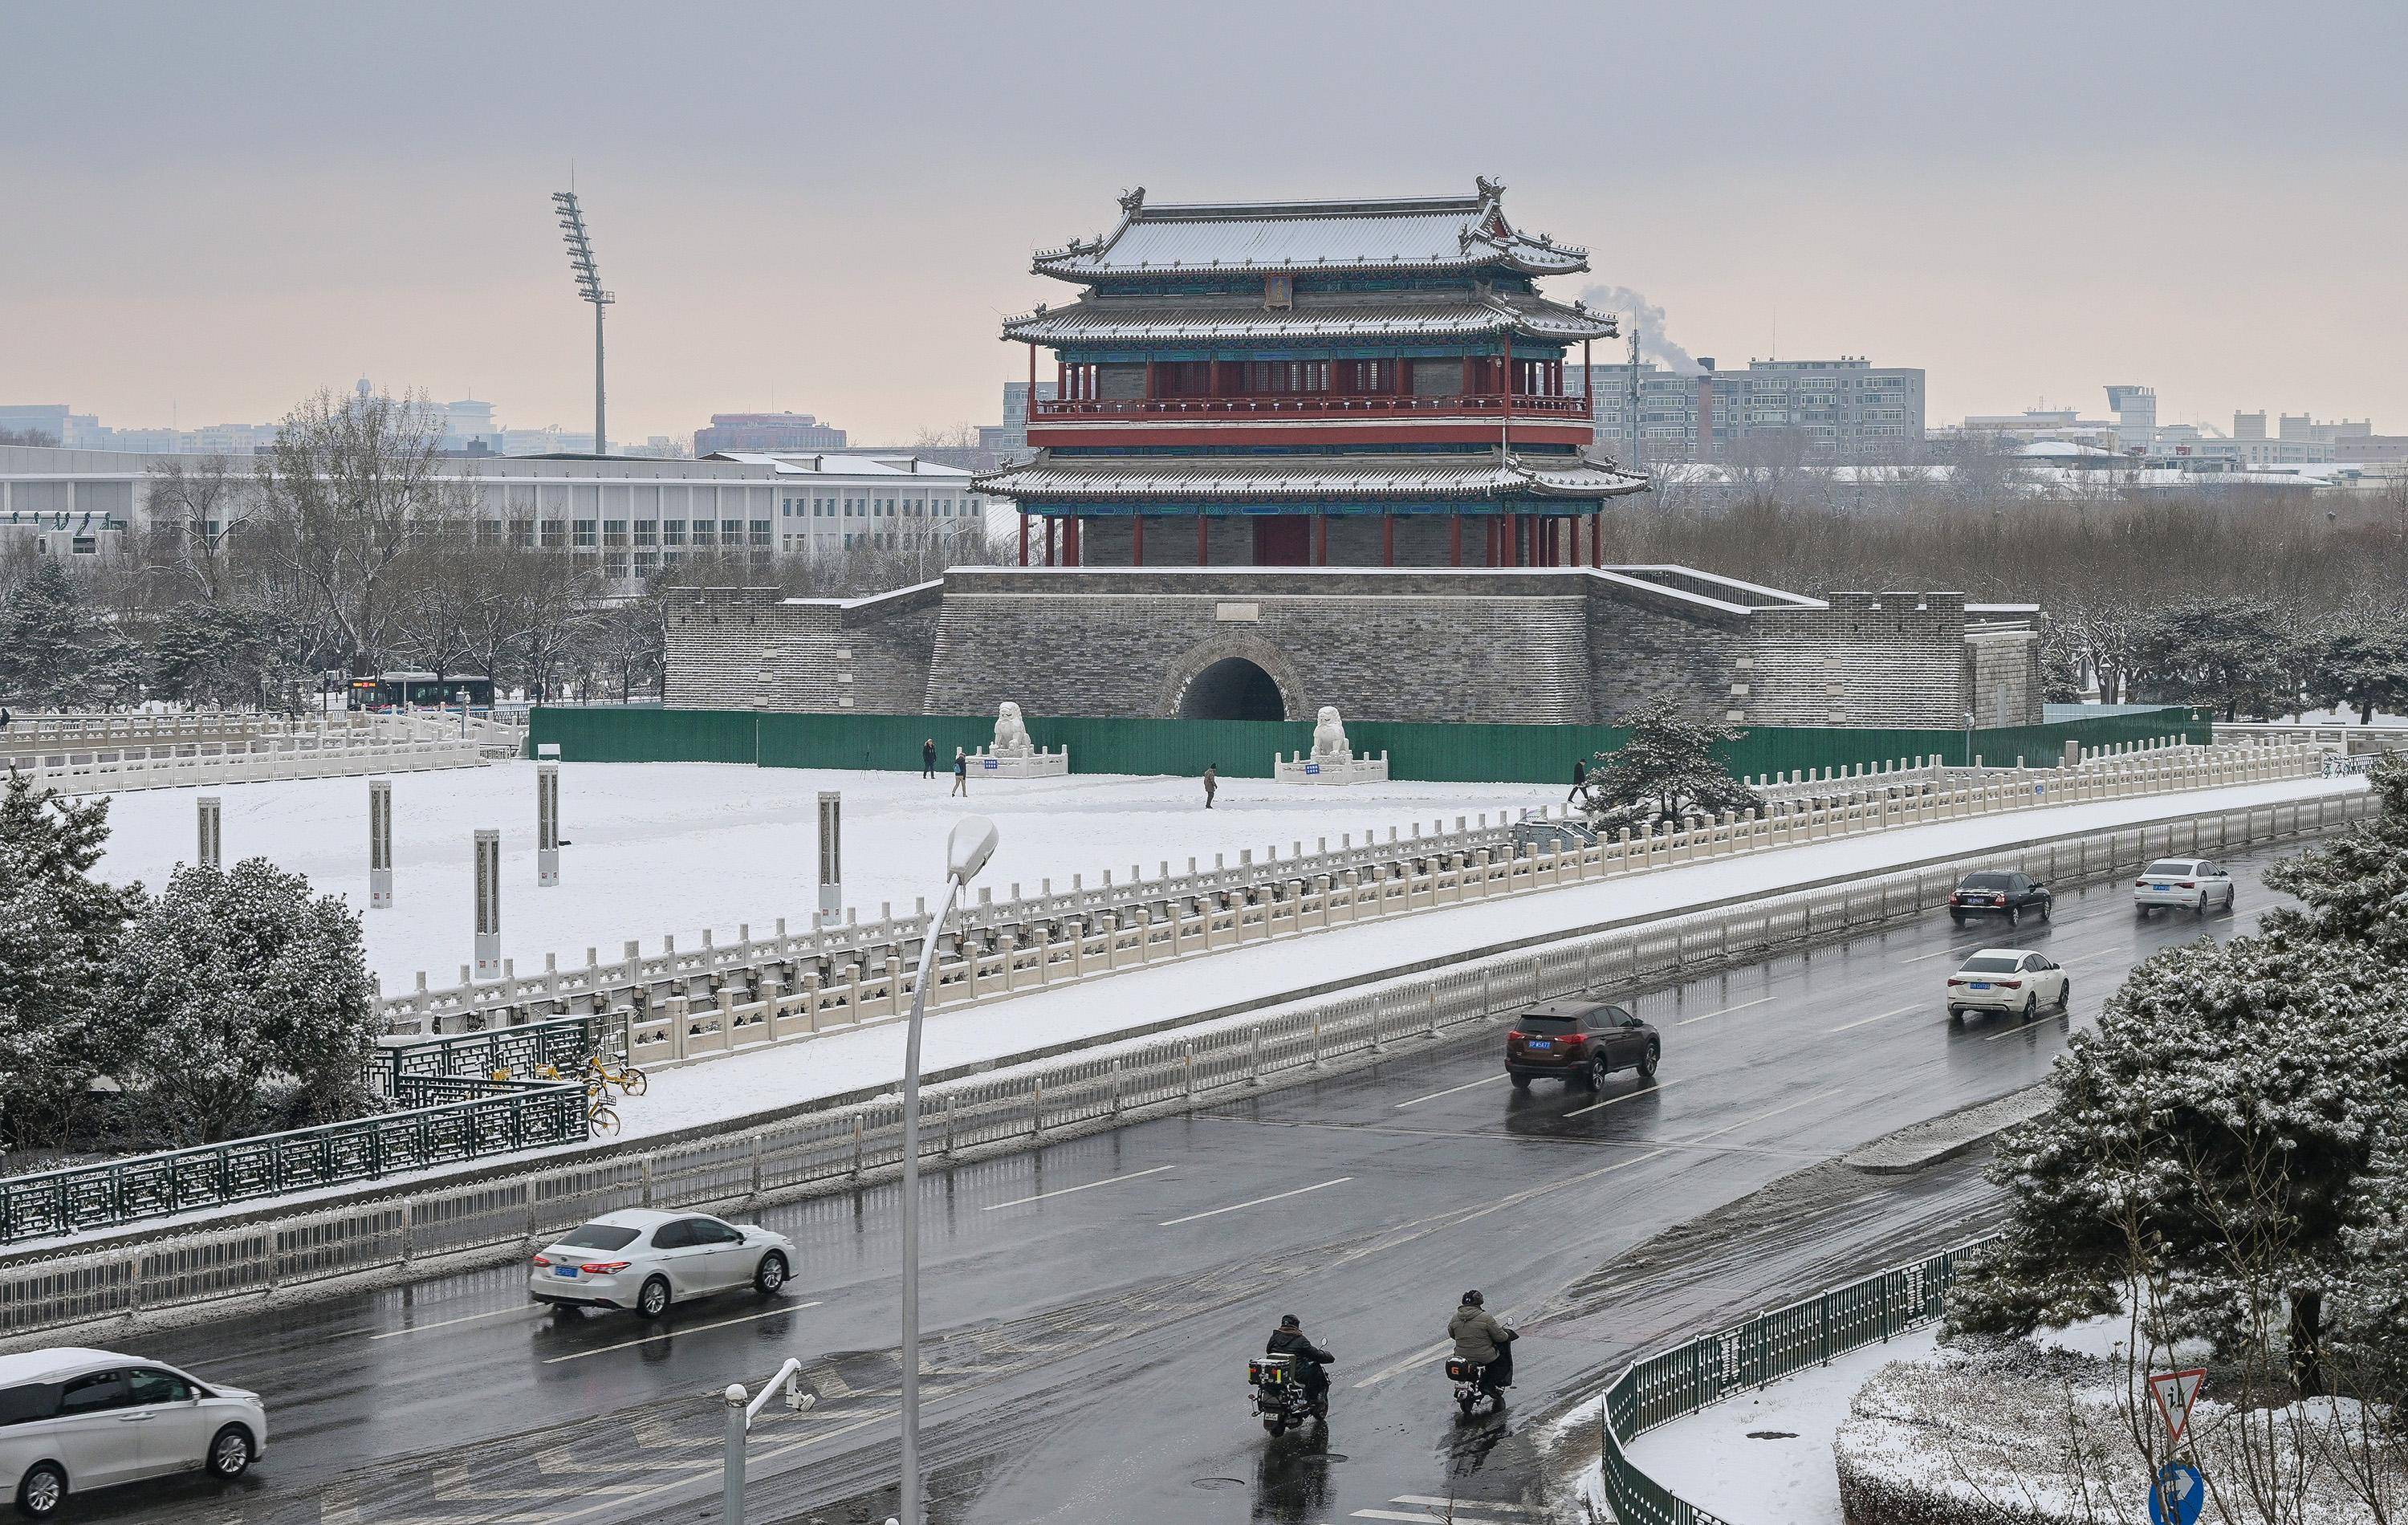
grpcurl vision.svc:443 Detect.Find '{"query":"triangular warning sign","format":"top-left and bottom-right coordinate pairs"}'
top-left (2149, 1368), bottom-right (2208, 1450)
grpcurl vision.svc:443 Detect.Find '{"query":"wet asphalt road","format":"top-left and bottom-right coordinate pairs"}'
top-left (83, 850), bottom-right (2294, 1525)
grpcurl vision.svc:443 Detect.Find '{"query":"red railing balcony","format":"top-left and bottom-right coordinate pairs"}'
top-left (1030, 392), bottom-right (1593, 422)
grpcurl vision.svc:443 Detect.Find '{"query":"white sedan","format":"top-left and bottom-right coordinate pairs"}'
top-left (2133, 859), bottom-right (2235, 915)
top-left (529, 1209), bottom-right (795, 1319)
top-left (1945, 949), bottom-right (2070, 1022)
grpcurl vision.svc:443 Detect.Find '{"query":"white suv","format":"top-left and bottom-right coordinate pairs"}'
top-left (0, 1348), bottom-right (265, 1519)
top-left (2133, 859), bottom-right (2235, 915)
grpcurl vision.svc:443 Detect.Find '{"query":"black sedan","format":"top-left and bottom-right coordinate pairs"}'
top-left (1947, 869), bottom-right (2052, 925)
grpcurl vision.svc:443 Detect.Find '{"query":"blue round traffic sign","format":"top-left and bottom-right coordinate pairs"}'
top-left (2150, 1462), bottom-right (2206, 1525)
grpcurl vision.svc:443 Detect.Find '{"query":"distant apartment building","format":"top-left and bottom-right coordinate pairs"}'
top-left (2104, 385), bottom-right (2156, 452)
top-left (693, 412), bottom-right (848, 455)
top-left (1569, 358), bottom-right (1924, 464)
top-left (983, 381), bottom-right (1060, 459)
top-left (6, 387), bottom-right (502, 456)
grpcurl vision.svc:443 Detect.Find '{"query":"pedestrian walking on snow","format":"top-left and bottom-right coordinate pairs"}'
top-left (1568, 756), bottom-right (1587, 804)
top-left (922, 737), bottom-right (938, 779)
top-left (1203, 762), bottom-right (1218, 809)
top-left (951, 746), bottom-right (969, 797)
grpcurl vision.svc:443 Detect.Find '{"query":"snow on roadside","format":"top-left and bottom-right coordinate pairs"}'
top-left (614, 771), bottom-right (2364, 1141)
top-left (87, 762), bottom-right (1556, 989)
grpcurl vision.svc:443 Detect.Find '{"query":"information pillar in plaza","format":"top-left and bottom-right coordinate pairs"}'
top-left (977, 178), bottom-right (1648, 568)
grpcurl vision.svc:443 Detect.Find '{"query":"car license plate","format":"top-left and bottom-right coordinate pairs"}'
top-left (1527, 1039), bottom-right (1552, 1050)
top-left (1971, 982), bottom-right (1991, 990)
top-left (2151, 884), bottom-right (2169, 891)
top-left (555, 1265), bottom-right (581, 1278)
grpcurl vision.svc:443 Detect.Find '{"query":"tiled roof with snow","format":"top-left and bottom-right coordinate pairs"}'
top-left (1031, 181), bottom-right (1589, 282)
top-left (1002, 290), bottom-right (1617, 345)
top-left (972, 449), bottom-right (1646, 504)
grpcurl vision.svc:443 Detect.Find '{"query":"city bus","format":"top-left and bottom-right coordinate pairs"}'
top-left (346, 672), bottom-right (497, 712)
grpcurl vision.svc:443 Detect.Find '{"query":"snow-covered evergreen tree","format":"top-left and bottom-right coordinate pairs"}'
top-left (2262, 754), bottom-right (2408, 963)
top-left (0, 773), bottom-right (141, 1151)
top-left (111, 858), bottom-right (376, 1147)
top-left (1952, 932), bottom-right (2402, 1393)
top-left (0, 560), bottom-right (142, 709)
top-left (1575, 702), bottom-right (1762, 828)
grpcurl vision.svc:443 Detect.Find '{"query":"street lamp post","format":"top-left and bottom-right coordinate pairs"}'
top-left (897, 815), bottom-right (998, 1525)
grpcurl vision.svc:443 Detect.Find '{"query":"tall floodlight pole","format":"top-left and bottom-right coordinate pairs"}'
top-left (551, 190), bottom-right (614, 457)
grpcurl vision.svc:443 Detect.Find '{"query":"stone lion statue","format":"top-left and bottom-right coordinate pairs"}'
top-left (1312, 705), bottom-right (1350, 762)
top-left (992, 701), bottom-right (1032, 758)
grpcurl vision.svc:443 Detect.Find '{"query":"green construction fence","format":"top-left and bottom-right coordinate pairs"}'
top-left (527, 705), bottom-right (2211, 785)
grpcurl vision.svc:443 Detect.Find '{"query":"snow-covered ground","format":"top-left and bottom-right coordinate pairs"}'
top-left (1605, 1327), bottom-right (1942, 1525)
top-left (89, 762), bottom-right (1559, 988)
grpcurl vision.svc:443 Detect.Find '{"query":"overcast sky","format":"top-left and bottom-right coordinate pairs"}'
top-left (6, 1), bottom-right (2405, 445)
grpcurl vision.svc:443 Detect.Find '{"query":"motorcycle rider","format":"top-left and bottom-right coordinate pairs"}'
top-left (1265, 1314), bottom-right (1334, 1413)
top-left (1448, 1290), bottom-right (1515, 1399)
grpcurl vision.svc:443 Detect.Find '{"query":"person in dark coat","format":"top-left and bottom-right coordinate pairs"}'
top-left (1448, 1290), bottom-right (1515, 1393)
top-left (1265, 1314), bottom-right (1333, 1405)
top-left (1568, 756), bottom-right (1588, 803)
top-left (922, 738), bottom-right (938, 779)
top-left (1203, 762), bottom-right (1218, 809)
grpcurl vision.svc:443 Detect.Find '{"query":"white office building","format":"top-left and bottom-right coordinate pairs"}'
top-left (0, 445), bottom-right (988, 589)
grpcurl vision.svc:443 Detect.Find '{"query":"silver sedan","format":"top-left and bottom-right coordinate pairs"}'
top-left (529, 1209), bottom-right (795, 1319)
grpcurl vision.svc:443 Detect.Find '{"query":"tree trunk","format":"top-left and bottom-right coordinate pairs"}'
top-left (2289, 1287), bottom-right (2325, 1397)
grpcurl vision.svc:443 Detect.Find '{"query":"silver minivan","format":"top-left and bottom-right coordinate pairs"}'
top-left (0, 1348), bottom-right (265, 1518)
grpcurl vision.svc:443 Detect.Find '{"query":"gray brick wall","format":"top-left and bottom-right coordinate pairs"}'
top-left (664, 569), bottom-right (2043, 730)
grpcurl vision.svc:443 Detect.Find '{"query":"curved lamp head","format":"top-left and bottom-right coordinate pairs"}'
top-left (946, 815), bottom-right (999, 886)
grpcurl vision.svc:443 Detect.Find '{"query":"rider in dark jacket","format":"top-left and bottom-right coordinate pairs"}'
top-left (1448, 1290), bottom-right (1515, 1393)
top-left (1266, 1314), bottom-right (1334, 1403)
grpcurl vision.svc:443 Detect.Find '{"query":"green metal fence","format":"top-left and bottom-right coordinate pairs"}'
top-left (1599, 1234), bottom-right (1998, 1525)
top-left (376, 1015), bottom-right (610, 1098)
top-left (0, 1079), bottom-right (588, 1246)
top-left (531, 706), bottom-right (2209, 785)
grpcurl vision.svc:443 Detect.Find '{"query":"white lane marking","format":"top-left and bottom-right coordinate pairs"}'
top-left (982, 1164), bottom-right (1175, 1210)
top-left (1393, 1497), bottom-right (1544, 1517)
top-left (1159, 1177), bottom-right (1352, 1227)
top-left (1824, 1003), bottom-right (1923, 1035)
top-left (369, 1304), bottom-right (548, 1340)
top-left (1562, 1076), bottom-right (1688, 1118)
top-left (1351, 1338), bottom-right (1454, 1390)
top-left (1395, 1073), bottom-right (1510, 1109)
top-left (1354, 1511), bottom-right (1516, 1525)
top-left (1900, 942), bottom-right (1990, 963)
top-left (1672, 1094), bottom-right (1819, 1145)
top-left (540, 1299), bottom-right (821, 1364)
top-left (1983, 1015), bottom-right (2068, 1043)
top-left (1675, 994), bottom-right (1773, 1027)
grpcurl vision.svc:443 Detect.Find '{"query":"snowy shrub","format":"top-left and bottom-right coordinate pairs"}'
top-left (1576, 701), bottom-right (1762, 829)
top-left (110, 858), bottom-right (378, 1147)
top-left (0, 773), bottom-right (142, 1153)
top-left (1836, 1340), bottom-right (2402, 1525)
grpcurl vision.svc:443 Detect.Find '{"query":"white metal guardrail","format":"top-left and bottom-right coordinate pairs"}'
top-left (382, 742), bottom-right (2324, 1069)
top-left (0, 787), bottom-right (2369, 1343)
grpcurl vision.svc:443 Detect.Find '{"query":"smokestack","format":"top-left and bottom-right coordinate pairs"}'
top-left (1695, 359), bottom-right (1717, 463)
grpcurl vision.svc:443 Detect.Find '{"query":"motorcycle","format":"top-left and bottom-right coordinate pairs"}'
top-left (1446, 1355), bottom-right (1504, 1417)
top-left (1248, 1354), bottom-right (1327, 1436)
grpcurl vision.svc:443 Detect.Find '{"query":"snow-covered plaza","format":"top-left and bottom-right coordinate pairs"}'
top-left (91, 760), bottom-right (1560, 989)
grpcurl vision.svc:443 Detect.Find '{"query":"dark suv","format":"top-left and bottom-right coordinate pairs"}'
top-left (1505, 1001), bottom-right (1660, 1091)
top-left (1948, 869), bottom-right (2052, 926)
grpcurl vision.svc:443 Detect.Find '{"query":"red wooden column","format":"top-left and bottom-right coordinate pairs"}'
top-left (1592, 510), bottom-right (1605, 567)
top-left (1044, 516), bottom-right (1057, 567)
top-left (1381, 512), bottom-right (1395, 567)
top-left (1501, 333), bottom-right (1515, 452)
top-left (1018, 511), bottom-right (1029, 567)
top-left (1195, 512), bottom-right (1209, 565)
top-left (1312, 514), bottom-right (1328, 566)
top-left (1131, 513), bottom-right (1145, 566)
top-left (1449, 514), bottom-right (1462, 567)
top-left (1065, 516), bottom-right (1081, 567)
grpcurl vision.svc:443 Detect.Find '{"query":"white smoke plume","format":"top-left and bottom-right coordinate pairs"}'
top-left (1579, 284), bottom-right (1698, 373)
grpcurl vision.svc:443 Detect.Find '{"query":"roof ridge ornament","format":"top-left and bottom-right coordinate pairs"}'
top-left (1475, 175), bottom-right (1506, 198)
top-left (1117, 185), bottom-right (1146, 214)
